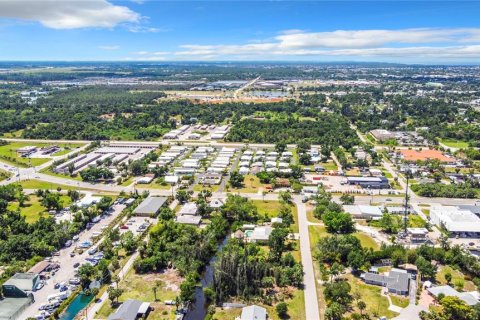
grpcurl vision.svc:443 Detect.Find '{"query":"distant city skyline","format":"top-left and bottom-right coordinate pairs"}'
top-left (1, 1), bottom-right (480, 63)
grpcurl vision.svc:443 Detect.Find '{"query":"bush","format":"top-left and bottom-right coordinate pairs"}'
top-left (276, 302), bottom-right (288, 318)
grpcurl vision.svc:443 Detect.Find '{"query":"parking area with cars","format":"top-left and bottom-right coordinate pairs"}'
top-left (119, 216), bottom-right (153, 236)
top-left (20, 203), bottom-right (126, 319)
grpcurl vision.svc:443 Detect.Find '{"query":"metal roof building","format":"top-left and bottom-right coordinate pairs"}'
top-left (108, 299), bottom-right (150, 320)
top-left (133, 197), bottom-right (168, 217)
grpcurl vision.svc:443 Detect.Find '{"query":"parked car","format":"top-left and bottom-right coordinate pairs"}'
top-left (35, 280), bottom-right (45, 291)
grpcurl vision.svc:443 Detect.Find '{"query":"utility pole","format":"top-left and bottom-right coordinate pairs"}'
top-left (404, 170), bottom-right (411, 233)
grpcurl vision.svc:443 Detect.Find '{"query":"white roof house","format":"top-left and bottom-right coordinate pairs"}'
top-left (430, 205), bottom-right (480, 235)
top-left (164, 175), bottom-right (179, 184)
top-left (76, 195), bottom-right (102, 208)
top-left (239, 167), bottom-right (249, 175)
top-left (209, 198), bottom-right (225, 208)
top-left (238, 305), bottom-right (267, 320)
top-left (179, 202), bottom-right (198, 215)
top-left (249, 226), bottom-right (273, 242)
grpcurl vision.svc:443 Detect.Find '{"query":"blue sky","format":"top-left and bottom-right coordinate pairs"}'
top-left (1, 1), bottom-right (480, 63)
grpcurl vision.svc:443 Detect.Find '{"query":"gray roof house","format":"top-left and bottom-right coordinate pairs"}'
top-left (238, 305), bottom-right (267, 320)
top-left (428, 285), bottom-right (479, 306)
top-left (363, 268), bottom-right (410, 295)
top-left (133, 197), bottom-right (168, 217)
top-left (108, 299), bottom-right (150, 320)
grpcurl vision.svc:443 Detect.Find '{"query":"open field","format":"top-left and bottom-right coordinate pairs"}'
top-left (0, 168), bottom-right (11, 181)
top-left (439, 139), bottom-right (469, 148)
top-left (230, 174), bottom-right (264, 193)
top-left (7, 195), bottom-right (72, 223)
top-left (14, 179), bottom-right (113, 193)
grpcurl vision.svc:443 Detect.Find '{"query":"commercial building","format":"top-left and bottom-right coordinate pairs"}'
top-left (344, 205), bottom-right (383, 220)
top-left (345, 176), bottom-right (390, 189)
top-left (133, 197), bottom-right (168, 217)
top-left (0, 273), bottom-right (37, 320)
top-left (370, 129), bottom-right (397, 142)
top-left (430, 205), bottom-right (480, 237)
top-left (407, 228), bottom-right (429, 242)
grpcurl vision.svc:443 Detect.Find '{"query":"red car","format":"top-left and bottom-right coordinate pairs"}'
top-left (120, 225), bottom-right (129, 230)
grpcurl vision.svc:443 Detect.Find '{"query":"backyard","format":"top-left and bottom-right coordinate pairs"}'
top-left (7, 194), bottom-right (72, 223)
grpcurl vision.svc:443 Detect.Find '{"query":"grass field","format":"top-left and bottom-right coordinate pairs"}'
top-left (193, 184), bottom-right (220, 192)
top-left (0, 141), bottom-right (84, 167)
top-left (136, 182), bottom-right (172, 190)
top-left (7, 195), bottom-right (72, 223)
top-left (213, 289), bottom-right (305, 320)
top-left (252, 200), bottom-right (299, 232)
top-left (408, 215), bottom-right (427, 228)
top-left (40, 167), bottom-right (83, 181)
top-left (308, 224), bottom-right (379, 250)
top-left (436, 265), bottom-right (477, 292)
top-left (231, 174), bottom-right (263, 193)
top-left (439, 139), bottom-right (469, 149)
top-left (96, 269), bottom-right (180, 320)
top-left (14, 179), bottom-right (105, 192)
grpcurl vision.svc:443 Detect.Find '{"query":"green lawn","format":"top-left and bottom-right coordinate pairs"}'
top-left (231, 174), bottom-right (263, 193)
top-left (390, 295), bottom-right (410, 308)
top-left (7, 195), bottom-right (72, 223)
top-left (323, 161), bottom-right (338, 171)
top-left (14, 179), bottom-right (99, 192)
top-left (252, 200), bottom-right (299, 232)
top-left (345, 274), bottom-right (399, 319)
top-left (354, 232), bottom-right (380, 250)
top-left (0, 141), bottom-right (84, 167)
top-left (193, 184), bottom-right (220, 192)
top-left (439, 139), bottom-right (469, 149)
top-left (136, 182), bottom-right (173, 190)
top-left (408, 215), bottom-right (427, 228)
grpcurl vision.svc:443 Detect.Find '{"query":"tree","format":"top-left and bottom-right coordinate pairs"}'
top-left (78, 263), bottom-right (96, 289)
top-left (339, 193), bottom-right (355, 205)
top-left (378, 212), bottom-right (400, 234)
top-left (276, 302), bottom-right (288, 319)
top-left (299, 153), bottom-right (312, 165)
top-left (229, 171), bottom-right (244, 188)
top-left (322, 211), bottom-right (355, 234)
top-left (275, 142), bottom-right (287, 153)
top-left (416, 256), bottom-right (437, 280)
top-left (120, 231), bottom-right (138, 254)
top-left (445, 272), bottom-right (452, 284)
top-left (96, 196), bottom-right (113, 213)
top-left (180, 273), bottom-right (197, 304)
top-left (41, 192), bottom-right (63, 211)
top-left (268, 228), bottom-right (289, 261)
top-left (175, 190), bottom-right (191, 203)
top-left (107, 287), bottom-right (124, 306)
top-left (67, 190), bottom-right (80, 202)
top-left (278, 191), bottom-right (292, 204)
top-left (357, 300), bottom-right (367, 315)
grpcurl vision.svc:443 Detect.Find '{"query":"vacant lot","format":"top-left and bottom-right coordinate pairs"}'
top-left (96, 269), bottom-right (181, 320)
top-left (7, 195), bottom-right (72, 223)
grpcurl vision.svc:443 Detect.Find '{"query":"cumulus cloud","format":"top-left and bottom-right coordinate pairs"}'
top-left (173, 28), bottom-right (480, 61)
top-left (0, 0), bottom-right (140, 29)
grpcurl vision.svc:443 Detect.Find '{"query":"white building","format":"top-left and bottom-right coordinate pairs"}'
top-left (344, 205), bottom-right (384, 220)
top-left (430, 205), bottom-right (480, 237)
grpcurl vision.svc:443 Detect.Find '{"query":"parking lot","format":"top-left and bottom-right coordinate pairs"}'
top-left (21, 204), bottom-right (126, 319)
top-left (119, 216), bottom-right (154, 237)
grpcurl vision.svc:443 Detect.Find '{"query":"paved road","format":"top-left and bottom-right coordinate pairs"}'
top-left (294, 197), bottom-right (321, 320)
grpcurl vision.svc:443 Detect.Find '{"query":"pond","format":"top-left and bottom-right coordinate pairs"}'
top-left (59, 293), bottom-right (94, 320)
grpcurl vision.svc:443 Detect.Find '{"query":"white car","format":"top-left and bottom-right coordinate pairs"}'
top-left (35, 280), bottom-right (45, 291)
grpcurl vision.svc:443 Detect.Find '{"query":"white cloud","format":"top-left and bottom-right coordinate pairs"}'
top-left (98, 45), bottom-right (120, 50)
top-left (0, 0), bottom-right (140, 29)
top-left (174, 28), bottom-right (480, 61)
